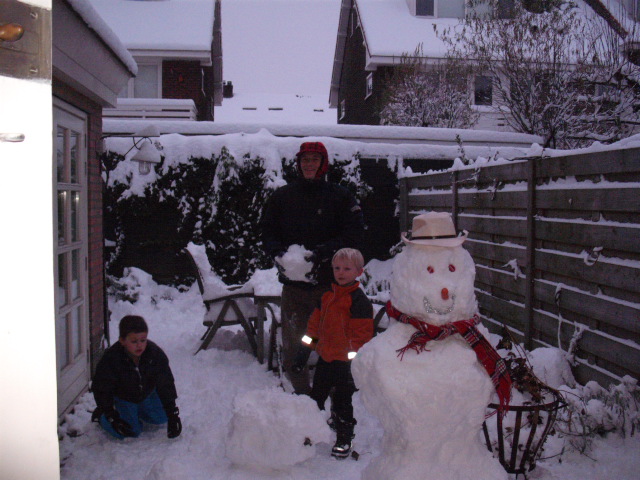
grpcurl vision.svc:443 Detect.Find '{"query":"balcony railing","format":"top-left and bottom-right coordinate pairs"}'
top-left (103, 98), bottom-right (198, 121)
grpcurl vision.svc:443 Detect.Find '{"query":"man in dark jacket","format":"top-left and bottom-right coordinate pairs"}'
top-left (92, 315), bottom-right (182, 439)
top-left (260, 141), bottom-right (365, 394)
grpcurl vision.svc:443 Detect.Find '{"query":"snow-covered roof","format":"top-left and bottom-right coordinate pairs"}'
top-left (356, 0), bottom-right (456, 62)
top-left (215, 93), bottom-right (336, 125)
top-left (65, 0), bottom-right (137, 75)
top-left (87, 0), bottom-right (214, 59)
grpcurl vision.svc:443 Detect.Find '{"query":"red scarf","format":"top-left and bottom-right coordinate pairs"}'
top-left (386, 301), bottom-right (511, 416)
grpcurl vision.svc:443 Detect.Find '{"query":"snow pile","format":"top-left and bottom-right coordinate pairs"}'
top-left (226, 388), bottom-right (332, 470)
top-left (276, 244), bottom-right (314, 283)
top-left (528, 347), bottom-right (577, 390)
top-left (58, 264), bottom-right (640, 480)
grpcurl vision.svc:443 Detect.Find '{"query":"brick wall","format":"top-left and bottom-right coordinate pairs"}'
top-left (163, 60), bottom-right (214, 121)
top-left (338, 8), bottom-right (382, 125)
top-left (53, 80), bottom-right (106, 375)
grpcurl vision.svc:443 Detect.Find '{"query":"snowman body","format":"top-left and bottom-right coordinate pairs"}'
top-left (352, 243), bottom-right (507, 480)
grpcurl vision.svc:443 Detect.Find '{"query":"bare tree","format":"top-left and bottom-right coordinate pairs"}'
top-left (378, 45), bottom-right (480, 129)
top-left (439, 0), bottom-right (640, 148)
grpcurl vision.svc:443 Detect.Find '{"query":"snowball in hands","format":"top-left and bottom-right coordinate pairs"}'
top-left (351, 243), bottom-right (507, 480)
top-left (276, 244), bottom-right (314, 282)
top-left (225, 388), bottom-right (332, 469)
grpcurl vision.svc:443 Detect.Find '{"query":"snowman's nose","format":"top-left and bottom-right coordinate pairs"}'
top-left (441, 288), bottom-right (449, 300)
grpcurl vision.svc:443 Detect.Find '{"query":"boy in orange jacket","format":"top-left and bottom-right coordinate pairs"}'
top-left (292, 248), bottom-right (373, 458)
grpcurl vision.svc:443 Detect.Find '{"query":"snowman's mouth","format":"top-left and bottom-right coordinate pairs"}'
top-left (423, 295), bottom-right (455, 315)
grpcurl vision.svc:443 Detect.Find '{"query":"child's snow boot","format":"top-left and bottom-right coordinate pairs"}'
top-left (327, 410), bottom-right (337, 432)
top-left (331, 417), bottom-right (356, 459)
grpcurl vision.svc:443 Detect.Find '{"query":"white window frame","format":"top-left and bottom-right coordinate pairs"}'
top-left (365, 72), bottom-right (373, 99)
top-left (53, 98), bottom-right (90, 416)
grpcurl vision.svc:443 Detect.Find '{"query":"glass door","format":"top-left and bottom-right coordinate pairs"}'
top-left (53, 100), bottom-right (89, 415)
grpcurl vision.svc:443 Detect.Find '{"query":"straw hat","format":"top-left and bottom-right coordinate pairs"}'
top-left (401, 212), bottom-right (468, 247)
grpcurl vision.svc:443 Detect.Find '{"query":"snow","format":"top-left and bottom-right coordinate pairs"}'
top-left (356, 0), bottom-right (460, 60)
top-left (58, 264), bottom-right (640, 480)
top-left (88, 0), bottom-right (214, 53)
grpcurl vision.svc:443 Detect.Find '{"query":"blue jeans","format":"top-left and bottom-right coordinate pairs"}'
top-left (99, 390), bottom-right (167, 439)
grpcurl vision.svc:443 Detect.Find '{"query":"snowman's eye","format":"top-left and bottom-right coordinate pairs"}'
top-left (449, 264), bottom-right (456, 272)
top-left (427, 266), bottom-right (434, 274)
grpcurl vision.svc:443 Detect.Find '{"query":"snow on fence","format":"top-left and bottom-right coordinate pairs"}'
top-left (103, 98), bottom-right (198, 121)
top-left (398, 146), bottom-right (640, 388)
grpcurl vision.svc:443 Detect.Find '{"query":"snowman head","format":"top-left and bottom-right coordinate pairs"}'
top-left (390, 213), bottom-right (477, 325)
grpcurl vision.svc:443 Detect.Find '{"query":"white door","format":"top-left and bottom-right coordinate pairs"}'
top-left (53, 99), bottom-right (90, 415)
top-left (0, 2), bottom-right (60, 476)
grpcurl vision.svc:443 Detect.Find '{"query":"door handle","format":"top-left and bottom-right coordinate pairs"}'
top-left (0, 23), bottom-right (24, 42)
top-left (0, 133), bottom-right (25, 143)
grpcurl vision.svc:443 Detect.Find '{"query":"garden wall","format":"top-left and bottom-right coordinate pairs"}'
top-left (398, 146), bottom-right (640, 388)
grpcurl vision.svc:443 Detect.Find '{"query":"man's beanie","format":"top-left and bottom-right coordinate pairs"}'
top-left (296, 141), bottom-right (329, 179)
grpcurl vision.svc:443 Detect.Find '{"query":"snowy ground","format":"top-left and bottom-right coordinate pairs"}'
top-left (58, 268), bottom-right (639, 480)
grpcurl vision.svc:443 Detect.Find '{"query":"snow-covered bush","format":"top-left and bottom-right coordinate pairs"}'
top-left (556, 376), bottom-right (639, 454)
top-left (102, 147), bottom-right (371, 285)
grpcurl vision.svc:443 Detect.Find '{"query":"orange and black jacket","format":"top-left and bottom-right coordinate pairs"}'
top-left (306, 281), bottom-right (374, 362)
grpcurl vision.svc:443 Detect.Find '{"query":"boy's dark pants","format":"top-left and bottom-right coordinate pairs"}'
top-left (310, 357), bottom-right (357, 427)
top-left (281, 283), bottom-right (329, 394)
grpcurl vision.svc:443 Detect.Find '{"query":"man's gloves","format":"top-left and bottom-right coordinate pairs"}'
top-left (291, 345), bottom-right (313, 374)
top-left (167, 406), bottom-right (182, 439)
top-left (104, 409), bottom-right (135, 438)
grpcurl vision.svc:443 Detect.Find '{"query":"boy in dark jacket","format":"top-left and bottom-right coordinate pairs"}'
top-left (292, 248), bottom-right (373, 458)
top-left (91, 315), bottom-right (182, 439)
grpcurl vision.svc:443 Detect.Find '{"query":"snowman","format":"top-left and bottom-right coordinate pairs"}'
top-left (351, 212), bottom-right (511, 480)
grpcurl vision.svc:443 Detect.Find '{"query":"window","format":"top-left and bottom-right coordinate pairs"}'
top-left (366, 73), bottom-right (373, 99)
top-left (416, 0), bottom-right (435, 16)
top-left (134, 64), bottom-right (160, 98)
top-left (474, 75), bottom-right (493, 106)
top-left (339, 99), bottom-right (346, 120)
top-left (119, 61), bottom-right (161, 98)
top-left (53, 100), bottom-right (90, 416)
top-left (636, 0), bottom-right (640, 21)
top-left (497, 0), bottom-right (515, 19)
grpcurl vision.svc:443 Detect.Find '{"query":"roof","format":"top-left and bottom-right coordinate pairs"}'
top-left (87, 0), bottom-right (214, 61)
top-left (65, 0), bottom-right (137, 74)
top-left (330, 0), bottom-right (458, 106)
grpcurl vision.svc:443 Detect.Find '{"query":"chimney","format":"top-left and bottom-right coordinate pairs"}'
top-left (223, 81), bottom-right (234, 98)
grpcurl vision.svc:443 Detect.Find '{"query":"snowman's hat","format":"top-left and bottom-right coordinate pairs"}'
top-left (401, 212), bottom-right (468, 247)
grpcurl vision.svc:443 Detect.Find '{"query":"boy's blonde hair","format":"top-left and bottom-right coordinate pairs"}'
top-left (332, 248), bottom-right (365, 270)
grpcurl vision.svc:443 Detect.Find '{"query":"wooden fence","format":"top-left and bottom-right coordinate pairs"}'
top-left (398, 147), bottom-right (640, 387)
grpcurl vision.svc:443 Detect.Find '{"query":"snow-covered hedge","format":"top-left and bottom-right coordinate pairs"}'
top-left (102, 145), bottom-right (369, 285)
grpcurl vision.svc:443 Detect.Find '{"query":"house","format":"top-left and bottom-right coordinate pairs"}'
top-left (329, 0), bottom-right (512, 129)
top-left (329, 0), bottom-right (640, 129)
top-left (88, 0), bottom-right (223, 121)
top-left (53, 0), bottom-right (135, 416)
